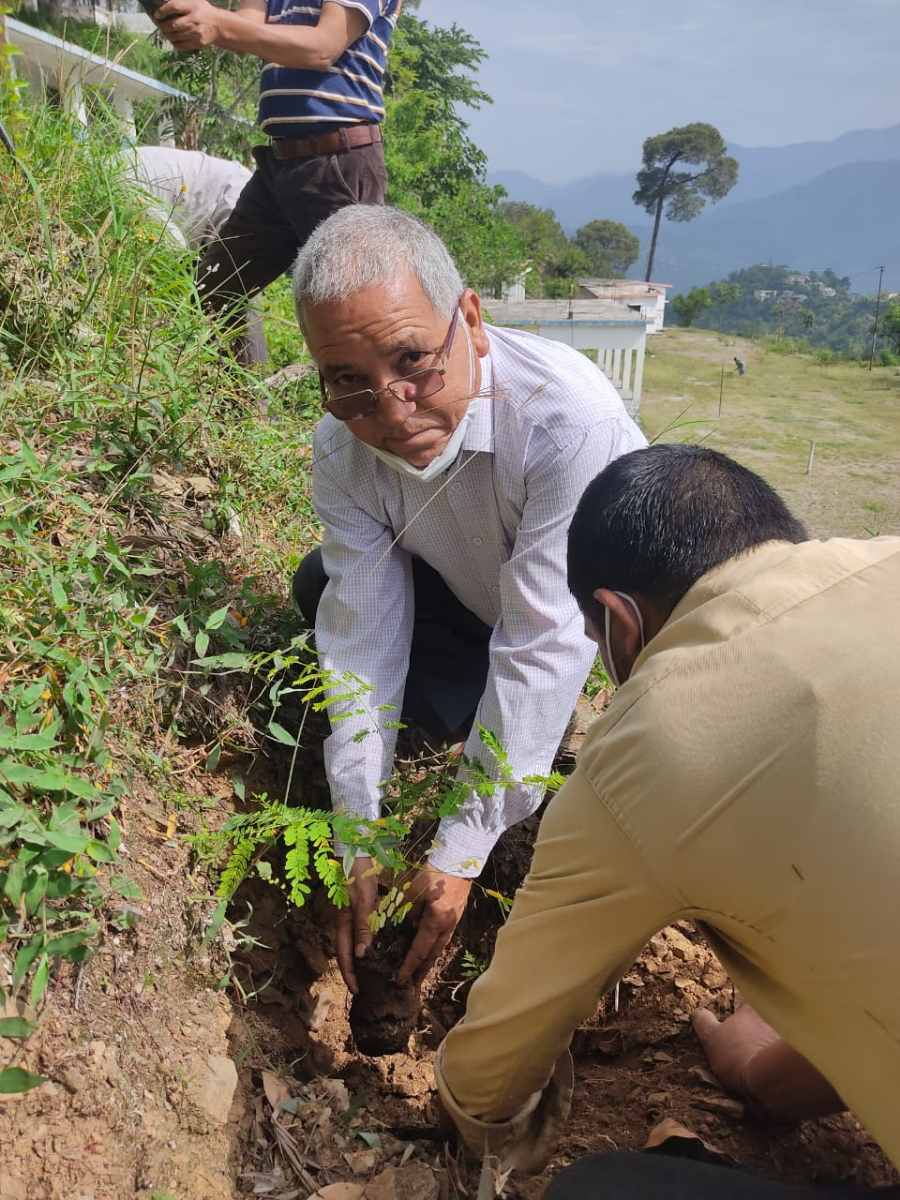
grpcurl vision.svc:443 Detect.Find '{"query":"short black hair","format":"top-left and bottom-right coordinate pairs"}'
top-left (567, 444), bottom-right (807, 614)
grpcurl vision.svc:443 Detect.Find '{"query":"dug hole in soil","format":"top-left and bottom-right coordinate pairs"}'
top-left (349, 925), bottom-right (420, 1059)
top-left (2, 699), bottom-right (898, 1200)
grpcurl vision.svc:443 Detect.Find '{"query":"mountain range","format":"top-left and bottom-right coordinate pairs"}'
top-left (489, 124), bottom-right (900, 293)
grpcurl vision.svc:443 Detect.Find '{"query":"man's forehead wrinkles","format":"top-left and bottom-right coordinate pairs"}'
top-left (316, 322), bottom-right (436, 365)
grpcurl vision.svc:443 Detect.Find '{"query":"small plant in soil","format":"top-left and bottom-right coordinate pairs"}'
top-left (199, 707), bottom-right (564, 1054)
top-left (459, 950), bottom-right (488, 981)
top-left (206, 725), bottom-right (561, 916)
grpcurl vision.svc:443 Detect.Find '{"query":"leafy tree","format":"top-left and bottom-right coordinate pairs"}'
top-left (497, 202), bottom-right (598, 295)
top-left (158, 46), bottom-right (262, 160)
top-left (883, 301), bottom-right (900, 355)
top-left (382, 14), bottom-right (525, 291)
top-left (633, 122), bottom-right (738, 281)
top-left (384, 16), bottom-right (491, 205)
top-left (542, 244), bottom-right (591, 292)
top-left (425, 181), bottom-right (525, 296)
top-left (573, 219), bottom-right (640, 277)
top-left (391, 18), bottom-right (490, 121)
top-left (498, 203), bottom-right (570, 276)
top-left (819, 268), bottom-right (851, 293)
top-left (710, 282), bottom-right (741, 306)
top-left (671, 287), bottom-right (712, 327)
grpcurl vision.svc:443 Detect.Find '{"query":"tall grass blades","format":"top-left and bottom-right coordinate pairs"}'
top-left (0, 105), bottom-right (253, 1091)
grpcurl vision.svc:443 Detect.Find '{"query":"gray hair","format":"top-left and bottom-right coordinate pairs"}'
top-left (292, 205), bottom-right (463, 326)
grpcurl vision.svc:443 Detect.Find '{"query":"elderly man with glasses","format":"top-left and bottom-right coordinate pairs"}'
top-left (291, 205), bottom-right (645, 992)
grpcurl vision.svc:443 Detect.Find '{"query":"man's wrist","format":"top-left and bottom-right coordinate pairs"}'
top-left (212, 7), bottom-right (250, 52)
top-left (211, 8), bottom-right (233, 50)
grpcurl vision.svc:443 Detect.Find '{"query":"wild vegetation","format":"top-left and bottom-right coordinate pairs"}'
top-left (0, 109), bottom-right (216, 1092)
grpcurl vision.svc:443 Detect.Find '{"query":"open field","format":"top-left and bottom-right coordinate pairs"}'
top-left (641, 329), bottom-right (900, 539)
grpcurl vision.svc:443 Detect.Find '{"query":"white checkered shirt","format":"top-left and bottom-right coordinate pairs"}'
top-left (311, 324), bottom-right (647, 875)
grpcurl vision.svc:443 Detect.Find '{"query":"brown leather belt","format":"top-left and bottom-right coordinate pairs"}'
top-left (270, 123), bottom-right (382, 161)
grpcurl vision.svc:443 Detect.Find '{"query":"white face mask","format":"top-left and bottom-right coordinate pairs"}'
top-left (369, 310), bottom-right (477, 483)
top-left (603, 590), bottom-right (645, 687)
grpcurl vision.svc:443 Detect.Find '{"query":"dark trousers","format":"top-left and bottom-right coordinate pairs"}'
top-left (197, 140), bottom-right (387, 363)
top-left (293, 549), bottom-right (492, 742)
top-left (546, 1153), bottom-right (900, 1199)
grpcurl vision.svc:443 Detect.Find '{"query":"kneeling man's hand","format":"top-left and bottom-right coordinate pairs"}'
top-left (398, 867), bottom-right (472, 986)
top-left (335, 855), bottom-right (379, 995)
top-left (693, 1004), bottom-right (844, 1121)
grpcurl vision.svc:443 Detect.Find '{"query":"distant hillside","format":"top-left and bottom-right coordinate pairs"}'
top-left (489, 122), bottom-right (900, 229)
top-left (490, 123), bottom-right (900, 293)
top-left (686, 265), bottom-right (881, 357)
top-left (726, 123), bottom-right (900, 202)
top-left (653, 160), bottom-right (900, 292)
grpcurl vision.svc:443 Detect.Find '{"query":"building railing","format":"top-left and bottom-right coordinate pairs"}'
top-left (2, 14), bottom-right (191, 141)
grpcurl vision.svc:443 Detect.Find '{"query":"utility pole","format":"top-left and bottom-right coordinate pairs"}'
top-left (868, 265), bottom-right (885, 371)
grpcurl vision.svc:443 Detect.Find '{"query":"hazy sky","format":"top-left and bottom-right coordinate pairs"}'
top-left (414, 0), bottom-right (900, 182)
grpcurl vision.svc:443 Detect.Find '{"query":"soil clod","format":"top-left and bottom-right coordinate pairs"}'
top-left (350, 925), bottom-right (420, 1057)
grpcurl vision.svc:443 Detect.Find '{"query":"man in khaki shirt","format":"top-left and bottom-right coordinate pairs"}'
top-left (435, 444), bottom-right (900, 1196)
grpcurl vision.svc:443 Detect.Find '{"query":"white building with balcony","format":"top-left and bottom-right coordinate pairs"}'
top-left (575, 278), bottom-right (670, 333)
top-left (487, 297), bottom-right (650, 421)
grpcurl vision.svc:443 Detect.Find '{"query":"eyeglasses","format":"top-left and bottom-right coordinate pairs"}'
top-left (318, 306), bottom-right (462, 423)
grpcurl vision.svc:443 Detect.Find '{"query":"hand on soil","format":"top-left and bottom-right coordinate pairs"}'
top-left (693, 1004), bottom-right (844, 1120)
top-left (336, 856), bottom-right (379, 994)
top-left (693, 1004), bottom-right (781, 1095)
top-left (398, 868), bottom-right (472, 986)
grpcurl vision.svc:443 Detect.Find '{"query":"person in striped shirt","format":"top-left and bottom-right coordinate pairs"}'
top-left (152, 0), bottom-right (400, 362)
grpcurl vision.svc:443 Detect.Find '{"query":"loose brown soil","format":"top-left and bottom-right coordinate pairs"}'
top-left (2, 704), bottom-right (897, 1200)
top-left (350, 926), bottom-right (420, 1058)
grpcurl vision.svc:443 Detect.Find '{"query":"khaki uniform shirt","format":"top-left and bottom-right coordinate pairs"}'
top-left (438, 536), bottom-right (900, 1167)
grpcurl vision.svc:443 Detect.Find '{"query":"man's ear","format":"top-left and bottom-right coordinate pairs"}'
top-left (594, 587), bottom-right (643, 660)
top-left (461, 289), bottom-right (490, 358)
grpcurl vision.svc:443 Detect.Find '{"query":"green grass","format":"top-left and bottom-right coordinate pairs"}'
top-left (641, 329), bottom-right (900, 538)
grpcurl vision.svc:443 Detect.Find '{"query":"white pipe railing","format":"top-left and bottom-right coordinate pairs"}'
top-left (3, 14), bottom-right (192, 142)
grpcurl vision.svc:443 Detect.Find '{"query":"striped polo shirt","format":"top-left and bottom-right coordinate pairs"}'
top-left (258, 0), bottom-right (400, 139)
